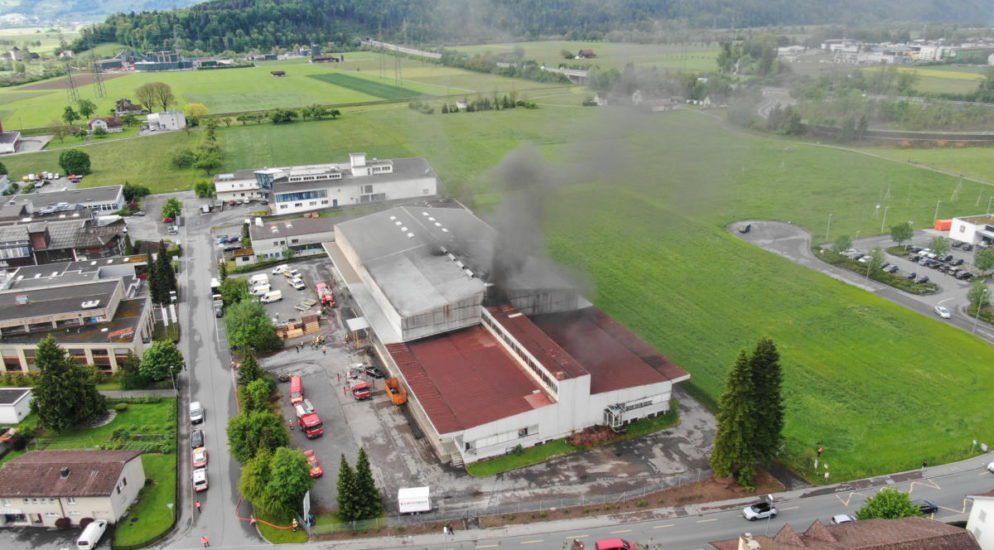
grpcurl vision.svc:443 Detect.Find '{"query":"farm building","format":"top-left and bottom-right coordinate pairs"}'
top-left (259, 152), bottom-right (437, 215)
top-left (325, 206), bottom-right (689, 466)
top-left (0, 120), bottom-right (21, 155)
top-left (146, 111), bottom-right (186, 131)
top-left (88, 117), bottom-right (124, 133)
top-left (949, 214), bottom-right (994, 246)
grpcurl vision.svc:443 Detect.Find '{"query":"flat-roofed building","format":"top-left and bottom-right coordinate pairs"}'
top-left (950, 214), bottom-right (994, 246)
top-left (26, 186), bottom-right (125, 214)
top-left (0, 256), bottom-right (153, 373)
top-left (214, 169), bottom-right (266, 203)
top-left (326, 205), bottom-right (688, 466)
top-left (249, 217), bottom-right (336, 260)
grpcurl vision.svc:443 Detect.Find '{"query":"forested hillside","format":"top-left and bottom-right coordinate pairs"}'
top-left (73, 0), bottom-right (992, 54)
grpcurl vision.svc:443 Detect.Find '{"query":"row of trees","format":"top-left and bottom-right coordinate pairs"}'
top-left (171, 118), bottom-right (225, 174)
top-left (148, 240), bottom-right (179, 306)
top-left (337, 449), bottom-right (382, 522)
top-left (710, 338), bottom-right (784, 489)
top-left (234, 106), bottom-right (342, 126)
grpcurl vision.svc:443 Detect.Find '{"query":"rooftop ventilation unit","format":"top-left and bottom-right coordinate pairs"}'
top-left (401, 227), bottom-right (408, 232)
top-left (81, 300), bottom-right (101, 309)
top-left (421, 212), bottom-right (429, 216)
top-left (394, 221), bottom-right (402, 226)
top-left (428, 217), bottom-right (436, 222)
top-left (60, 467), bottom-right (71, 479)
top-left (407, 232), bottom-right (415, 238)
top-left (464, 269), bottom-right (474, 278)
top-left (389, 216), bottom-right (396, 221)
top-left (434, 222), bottom-right (442, 227)
top-left (441, 228), bottom-right (449, 233)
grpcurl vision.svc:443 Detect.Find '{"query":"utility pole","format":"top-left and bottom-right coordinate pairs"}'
top-left (880, 206), bottom-right (889, 233)
top-left (64, 61), bottom-right (79, 103)
top-left (825, 213), bottom-right (833, 242)
top-left (91, 61), bottom-right (106, 98)
top-left (934, 200), bottom-right (941, 222)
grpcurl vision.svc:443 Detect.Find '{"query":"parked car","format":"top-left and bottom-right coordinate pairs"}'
top-left (272, 264), bottom-right (289, 275)
top-left (216, 235), bottom-right (229, 245)
top-left (934, 305), bottom-right (952, 319)
top-left (189, 401), bottom-right (204, 424)
top-left (831, 514), bottom-right (856, 524)
top-left (906, 272), bottom-right (917, 280)
top-left (75, 519), bottom-right (108, 549)
top-left (193, 467), bottom-right (209, 492)
top-left (365, 365), bottom-right (386, 379)
top-left (133, 210), bottom-right (145, 217)
top-left (957, 271), bottom-right (974, 281)
top-left (162, 217), bottom-right (174, 224)
top-left (743, 501), bottom-right (777, 521)
top-left (986, 461), bottom-right (994, 473)
top-left (884, 265), bottom-right (899, 273)
top-left (191, 429), bottom-right (204, 448)
top-left (916, 276), bottom-right (930, 284)
top-left (942, 254), bottom-right (954, 262)
top-left (192, 447), bottom-right (208, 468)
top-left (913, 499), bottom-right (938, 515)
top-left (304, 449), bottom-right (324, 478)
top-left (594, 539), bottom-right (632, 550)
top-left (908, 246), bottom-right (922, 253)
top-left (952, 258), bottom-right (965, 266)
top-left (963, 243), bottom-right (974, 251)
top-left (291, 278), bottom-right (306, 290)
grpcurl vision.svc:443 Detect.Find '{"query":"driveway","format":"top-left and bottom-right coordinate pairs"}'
top-left (732, 220), bottom-right (994, 344)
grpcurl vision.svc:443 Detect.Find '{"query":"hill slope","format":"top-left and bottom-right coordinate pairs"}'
top-left (0, 0), bottom-right (200, 25)
top-left (72, 0), bottom-right (993, 54)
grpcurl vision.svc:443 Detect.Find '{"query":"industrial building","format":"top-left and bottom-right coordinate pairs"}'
top-left (949, 214), bottom-right (994, 246)
top-left (326, 206), bottom-right (688, 466)
top-left (0, 211), bottom-right (127, 269)
top-left (249, 216), bottom-right (336, 260)
top-left (24, 185), bottom-right (126, 214)
top-left (0, 256), bottom-right (154, 374)
top-left (213, 153), bottom-right (437, 215)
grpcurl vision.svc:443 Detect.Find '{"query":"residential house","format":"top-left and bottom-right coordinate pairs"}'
top-left (968, 489), bottom-right (994, 550)
top-left (0, 256), bottom-right (154, 373)
top-left (88, 117), bottom-right (124, 134)
top-left (6, 47), bottom-right (22, 62)
top-left (146, 111), bottom-right (186, 131)
top-left (249, 216), bottom-right (335, 260)
top-left (710, 517), bottom-right (980, 550)
top-left (0, 387), bottom-right (31, 424)
top-left (0, 450), bottom-right (145, 527)
top-left (114, 99), bottom-right (145, 117)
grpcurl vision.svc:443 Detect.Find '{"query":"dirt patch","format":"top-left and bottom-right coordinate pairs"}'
top-left (567, 425), bottom-right (616, 447)
top-left (311, 471), bottom-right (784, 542)
top-left (20, 72), bottom-right (128, 91)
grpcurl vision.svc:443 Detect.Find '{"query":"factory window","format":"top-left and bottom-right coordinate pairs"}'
top-left (275, 190), bottom-right (327, 203)
top-left (67, 497), bottom-right (76, 504)
top-left (321, 200), bottom-right (329, 205)
top-left (362, 184), bottom-right (373, 194)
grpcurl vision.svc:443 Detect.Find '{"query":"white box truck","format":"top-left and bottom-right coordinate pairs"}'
top-left (398, 486), bottom-right (431, 514)
top-left (260, 290), bottom-right (283, 304)
top-left (248, 274), bottom-right (269, 286)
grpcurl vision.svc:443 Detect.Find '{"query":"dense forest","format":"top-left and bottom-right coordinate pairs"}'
top-left (73, 0), bottom-right (992, 54)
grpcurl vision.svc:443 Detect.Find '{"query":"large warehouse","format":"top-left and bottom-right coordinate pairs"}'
top-left (326, 206), bottom-right (689, 466)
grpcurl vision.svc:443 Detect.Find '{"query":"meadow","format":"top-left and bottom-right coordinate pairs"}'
top-left (864, 64), bottom-right (987, 95)
top-left (868, 145), bottom-right (994, 184)
top-left (0, 27), bottom-right (78, 55)
top-left (5, 99), bottom-right (994, 481)
top-left (455, 40), bottom-right (719, 72)
top-left (0, 51), bottom-right (566, 129)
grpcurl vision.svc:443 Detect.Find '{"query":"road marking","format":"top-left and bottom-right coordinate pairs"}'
top-left (476, 545), bottom-right (499, 549)
top-left (653, 524), bottom-right (675, 529)
top-left (567, 535), bottom-right (588, 539)
top-left (781, 505), bottom-right (800, 511)
top-left (521, 540), bottom-right (544, 545)
top-left (610, 529), bottom-right (632, 534)
top-left (909, 478), bottom-right (941, 493)
top-left (696, 518), bottom-right (718, 523)
top-left (836, 491), bottom-right (868, 506)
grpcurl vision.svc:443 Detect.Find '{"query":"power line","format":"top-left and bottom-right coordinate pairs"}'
top-left (92, 61), bottom-right (106, 98)
top-left (64, 61), bottom-right (79, 104)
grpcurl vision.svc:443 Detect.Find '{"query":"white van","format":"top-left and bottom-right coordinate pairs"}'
top-left (260, 290), bottom-right (283, 304)
top-left (271, 264), bottom-right (289, 275)
top-left (76, 519), bottom-right (108, 549)
top-left (250, 284), bottom-right (271, 296)
top-left (248, 274), bottom-right (269, 286)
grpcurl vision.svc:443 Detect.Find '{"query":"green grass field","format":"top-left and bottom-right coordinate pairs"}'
top-left (0, 27), bottom-right (79, 55)
top-left (455, 40), bottom-right (719, 72)
top-left (864, 65), bottom-right (986, 95)
top-left (4, 104), bottom-right (994, 482)
top-left (0, 51), bottom-right (565, 130)
top-left (868, 145), bottom-right (994, 184)
top-left (308, 72), bottom-right (421, 100)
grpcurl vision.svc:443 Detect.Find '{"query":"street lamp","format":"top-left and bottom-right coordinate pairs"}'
top-left (988, 195), bottom-right (994, 215)
top-left (880, 206), bottom-right (889, 233)
top-left (934, 200), bottom-right (942, 222)
top-left (825, 213), bottom-right (833, 242)
top-left (974, 287), bottom-right (991, 334)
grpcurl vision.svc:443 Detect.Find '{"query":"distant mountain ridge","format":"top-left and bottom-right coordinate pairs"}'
top-left (0, 0), bottom-right (201, 25)
top-left (70, 0), bottom-right (994, 54)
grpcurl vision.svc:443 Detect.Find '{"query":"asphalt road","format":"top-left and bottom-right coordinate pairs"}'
top-left (732, 220), bottom-right (994, 346)
top-left (151, 200), bottom-right (262, 549)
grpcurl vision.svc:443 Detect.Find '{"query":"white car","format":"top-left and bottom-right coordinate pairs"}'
top-left (743, 501), bottom-right (777, 521)
top-left (189, 401), bottom-right (204, 424)
top-left (831, 514), bottom-right (856, 524)
top-left (291, 278), bottom-right (306, 290)
top-left (271, 264), bottom-right (289, 275)
top-left (193, 467), bottom-right (209, 492)
top-left (986, 461), bottom-right (994, 473)
top-left (934, 305), bottom-right (952, 319)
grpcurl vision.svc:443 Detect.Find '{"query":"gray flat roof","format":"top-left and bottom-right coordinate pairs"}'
top-left (0, 279), bottom-right (119, 322)
top-left (30, 186), bottom-right (123, 208)
top-left (0, 132), bottom-right (20, 145)
top-left (0, 298), bottom-right (146, 345)
top-left (336, 206), bottom-right (489, 317)
top-left (214, 169), bottom-right (259, 182)
top-left (0, 387), bottom-right (29, 405)
top-left (249, 217), bottom-right (336, 241)
top-left (273, 157), bottom-right (435, 192)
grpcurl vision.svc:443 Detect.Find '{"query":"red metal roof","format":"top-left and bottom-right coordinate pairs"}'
top-left (533, 307), bottom-right (689, 394)
top-left (387, 326), bottom-right (554, 434)
top-left (487, 305), bottom-right (588, 381)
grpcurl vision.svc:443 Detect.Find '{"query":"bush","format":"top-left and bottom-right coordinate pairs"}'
top-left (170, 147), bottom-right (196, 168)
top-left (58, 149), bottom-right (91, 175)
top-left (93, 127), bottom-right (107, 138)
top-left (114, 403), bottom-right (130, 412)
top-left (54, 517), bottom-right (71, 529)
top-left (79, 517), bottom-right (94, 529)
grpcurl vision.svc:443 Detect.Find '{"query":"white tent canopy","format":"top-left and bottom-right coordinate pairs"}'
top-left (397, 486), bottom-right (431, 514)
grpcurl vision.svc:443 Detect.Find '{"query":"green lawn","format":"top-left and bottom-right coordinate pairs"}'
top-left (308, 73), bottom-right (422, 100)
top-left (863, 65), bottom-right (985, 95)
top-left (0, 27), bottom-right (79, 55)
top-left (455, 40), bottom-right (719, 72)
top-left (0, 52), bottom-right (564, 130)
top-left (256, 511), bottom-right (308, 543)
top-left (113, 454), bottom-right (177, 548)
top-left (4, 105), bottom-right (994, 481)
top-left (867, 145), bottom-right (994, 185)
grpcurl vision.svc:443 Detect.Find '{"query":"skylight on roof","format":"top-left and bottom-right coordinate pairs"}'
top-left (394, 220), bottom-right (402, 226)
top-left (401, 227), bottom-right (408, 232)
top-left (389, 216), bottom-right (396, 220)
top-left (441, 228), bottom-right (449, 232)
top-left (428, 217), bottom-right (436, 222)
top-left (434, 222), bottom-right (441, 227)
top-left (421, 212), bottom-right (429, 216)
top-left (407, 232), bottom-right (415, 238)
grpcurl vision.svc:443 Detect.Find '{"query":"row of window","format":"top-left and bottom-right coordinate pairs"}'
top-left (278, 199), bottom-right (331, 210)
top-left (275, 190), bottom-right (328, 203)
top-left (481, 312), bottom-right (559, 394)
top-left (287, 172), bottom-right (342, 183)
